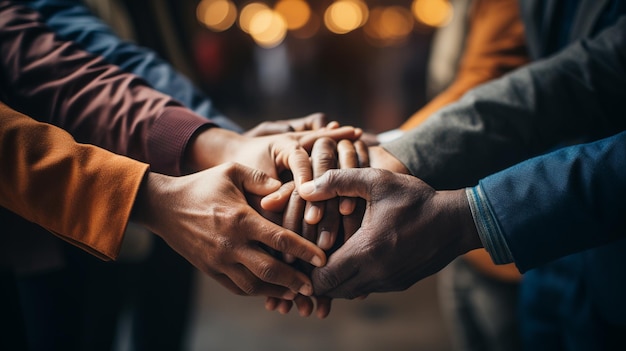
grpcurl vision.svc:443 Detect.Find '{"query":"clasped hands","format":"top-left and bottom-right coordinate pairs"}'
top-left (134, 114), bottom-right (482, 320)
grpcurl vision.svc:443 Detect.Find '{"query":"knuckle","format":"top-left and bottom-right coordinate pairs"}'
top-left (270, 231), bottom-right (290, 252)
top-left (257, 261), bottom-right (279, 282)
top-left (241, 281), bottom-right (261, 296)
top-left (312, 269), bottom-right (340, 292)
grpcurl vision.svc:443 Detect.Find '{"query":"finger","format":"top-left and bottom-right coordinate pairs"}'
top-left (245, 122), bottom-right (293, 137)
top-left (315, 296), bottom-right (333, 319)
top-left (276, 299), bottom-right (294, 314)
top-left (337, 139), bottom-right (359, 215)
top-left (246, 193), bottom-right (282, 225)
top-left (316, 197), bottom-right (339, 251)
top-left (265, 296), bottom-right (280, 311)
top-left (282, 186), bottom-right (306, 263)
top-left (302, 200), bottom-right (318, 243)
top-left (354, 140), bottom-right (370, 168)
top-left (299, 168), bottom-right (384, 202)
top-left (310, 235), bottom-right (362, 297)
top-left (238, 244), bottom-right (318, 296)
top-left (212, 273), bottom-right (247, 296)
top-left (293, 295), bottom-right (314, 317)
top-left (227, 262), bottom-right (298, 299)
top-left (325, 121), bottom-right (340, 129)
top-left (230, 163), bottom-right (282, 196)
top-left (286, 148), bottom-right (313, 188)
top-left (295, 126), bottom-right (362, 151)
top-left (310, 138), bottom-right (340, 250)
top-left (342, 197), bottom-right (365, 242)
top-left (261, 181), bottom-right (295, 212)
top-left (246, 208), bottom-right (326, 268)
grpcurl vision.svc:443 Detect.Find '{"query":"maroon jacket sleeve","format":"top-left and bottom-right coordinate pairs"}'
top-left (0, 1), bottom-right (214, 176)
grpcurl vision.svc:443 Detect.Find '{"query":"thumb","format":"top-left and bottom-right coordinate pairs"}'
top-left (231, 163), bottom-right (282, 196)
top-left (298, 168), bottom-right (380, 202)
top-left (311, 237), bottom-right (360, 297)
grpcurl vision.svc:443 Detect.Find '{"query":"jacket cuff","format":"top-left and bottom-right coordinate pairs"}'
top-left (148, 106), bottom-right (215, 176)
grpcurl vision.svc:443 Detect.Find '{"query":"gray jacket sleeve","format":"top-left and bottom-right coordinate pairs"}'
top-left (383, 16), bottom-right (626, 189)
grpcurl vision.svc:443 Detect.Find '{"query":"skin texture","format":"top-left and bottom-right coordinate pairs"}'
top-left (261, 138), bottom-right (370, 318)
top-left (185, 123), bottom-right (361, 188)
top-left (131, 163), bottom-right (328, 299)
top-left (295, 168), bottom-right (482, 299)
top-left (133, 116), bottom-right (359, 302)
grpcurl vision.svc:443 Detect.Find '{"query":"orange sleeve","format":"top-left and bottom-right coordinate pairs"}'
top-left (400, 0), bottom-right (529, 130)
top-left (0, 102), bottom-right (149, 260)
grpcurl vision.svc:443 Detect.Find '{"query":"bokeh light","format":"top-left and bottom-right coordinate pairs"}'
top-left (364, 6), bottom-right (414, 46)
top-left (249, 9), bottom-right (288, 48)
top-left (324, 0), bottom-right (365, 34)
top-left (275, 0), bottom-right (311, 30)
top-left (239, 2), bottom-right (270, 33)
top-left (411, 0), bottom-right (453, 28)
top-left (196, 0), bottom-right (237, 32)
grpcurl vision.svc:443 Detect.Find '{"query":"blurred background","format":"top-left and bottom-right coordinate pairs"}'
top-left (88, 0), bottom-right (457, 349)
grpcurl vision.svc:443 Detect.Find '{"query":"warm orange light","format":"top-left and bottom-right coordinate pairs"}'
top-left (239, 2), bottom-right (270, 33)
top-left (292, 12), bottom-right (320, 39)
top-left (249, 9), bottom-right (287, 48)
top-left (411, 0), bottom-right (453, 28)
top-left (364, 6), bottom-right (413, 46)
top-left (197, 0), bottom-right (237, 32)
top-left (324, 0), bottom-right (364, 34)
top-left (380, 6), bottom-right (414, 38)
top-left (275, 0), bottom-right (311, 30)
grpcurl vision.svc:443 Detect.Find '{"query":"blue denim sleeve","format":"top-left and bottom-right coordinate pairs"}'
top-left (476, 131), bottom-right (626, 272)
top-left (465, 186), bottom-right (515, 265)
top-left (22, 0), bottom-right (243, 132)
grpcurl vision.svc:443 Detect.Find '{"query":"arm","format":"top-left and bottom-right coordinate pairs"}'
top-left (470, 130), bottom-right (626, 272)
top-left (401, 0), bottom-right (529, 130)
top-left (384, 16), bottom-right (626, 189)
top-left (295, 131), bottom-right (626, 298)
top-left (21, 0), bottom-right (243, 132)
top-left (0, 101), bottom-right (148, 260)
top-left (0, 1), bottom-right (212, 176)
top-left (0, 101), bottom-right (328, 297)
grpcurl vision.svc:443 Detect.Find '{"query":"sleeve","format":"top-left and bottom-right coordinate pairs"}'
top-left (0, 101), bottom-right (149, 260)
top-left (21, 0), bottom-right (243, 132)
top-left (467, 131), bottom-right (626, 272)
top-left (400, 0), bottom-right (529, 130)
top-left (0, 1), bottom-right (214, 176)
top-left (384, 16), bottom-right (626, 190)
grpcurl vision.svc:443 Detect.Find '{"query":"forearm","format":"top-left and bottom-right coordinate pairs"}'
top-left (470, 131), bottom-right (626, 272)
top-left (385, 17), bottom-right (626, 189)
top-left (0, 1), bottom-right (213, 176)
top-left (21, 0), bottom-right (243, 132)
top-left (0, 102), bottom-right (148, 260)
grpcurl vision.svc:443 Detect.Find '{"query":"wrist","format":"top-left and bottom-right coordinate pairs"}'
top-left (184, 127), bottom-right (245, 172)
top-left (130, 172), bottom-right (171, 235)
top-left (369, 146), bottom-right (409, 174)
top-left (438, 189), bottom-right (483, 255)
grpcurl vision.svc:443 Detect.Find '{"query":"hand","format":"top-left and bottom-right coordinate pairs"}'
top-left (186, 125), bottom-right (361, 188)
top-left (243, 113), bottom-right (333, 137)
top-left (297, 168), bottom-right (482, 299)
top-left (261, 139), bottom-right (370, 318)
top-left (131, 162), bottom-right (327, 299)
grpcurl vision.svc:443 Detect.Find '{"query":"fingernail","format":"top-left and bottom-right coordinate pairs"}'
top-left (299, 284), bottom-right (313, 296)
top-left (305, 205), bottom-right (320, 222)
top-left (311, 255), bottom-right (323, 267)
top-left (317, 231), bottom-right (331, 249)
top-left (265, 192), bottom-right (281, 201)
top-left (300, 181), bottom-right (315, 195)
